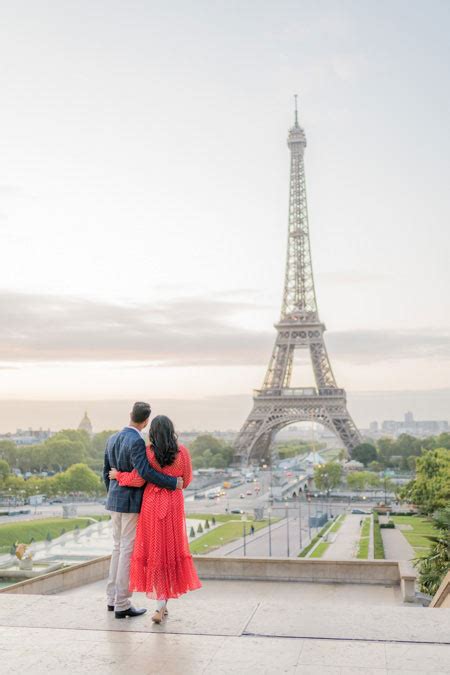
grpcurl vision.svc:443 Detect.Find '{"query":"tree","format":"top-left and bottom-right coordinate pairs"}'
top-left (45, 439), bottom-right (86, 472)
top-left (91, 430), bottom-right (118, 459)
top-left (415, 507), bottom-right (450, 596)
top-left (346, 472), bottom-right (367, 491)
top-left (338, 448), bottom-right (349, 462)
top-left (189, 434), bottom-right (234, 470)
top-left (400, 448), bottom-right (450, 513)
top-left (0, 440), bottom-right (17, 466)
top-left (191, 434), bottom-right (223, 455)
top-left (55, 463), bottom-right (101, 494)
top-left (377, 437), bottom-right (396, 467)
top-left (0, 459), bottom-right (10, 480)
top-left (365, 472), bottom-right (381, 488)
top-left (352, 443), bottom-right (377, 467)
top-left (314, 461), bottom-right (342, 492)
top-left (407, 455), bottom-right (417, 472)
top-left (49, 429), bottom-right (92, 452)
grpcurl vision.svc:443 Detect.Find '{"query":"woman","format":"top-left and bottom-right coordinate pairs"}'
top-left (108, 415), bottom-right (201, 623)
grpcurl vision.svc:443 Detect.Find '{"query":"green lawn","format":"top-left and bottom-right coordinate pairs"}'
top-left (328, 514), bottom-right (345, 533)
top-left (187, 513), bottom-right (237, 523)
top-left (298, 515), bottom-right (341, 558)
top-left (391, 515), bottom-right (438, 557)
top-left (309, 541), bottom-right (330, 558)
top-left (189, 518), bottom-right (271, 555)
top-left (373, 512), bottom-right (385, 559)
top-left (0, 516), bottom-right (110, 553)
top-left (357, 517), bottom-right (371, 559)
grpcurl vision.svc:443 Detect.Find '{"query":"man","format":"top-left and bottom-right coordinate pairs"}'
top-left (103, 401), bottom-right (182, 619)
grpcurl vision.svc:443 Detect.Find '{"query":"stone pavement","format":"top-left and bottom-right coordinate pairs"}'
top-left (0, 578), bottom-right (449, 674)
top-left (322, 514), bottom-right (362, 560)
top-left (381, 528), bottom-right (415, 561)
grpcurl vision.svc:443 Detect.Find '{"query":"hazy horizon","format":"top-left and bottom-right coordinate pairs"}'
top-left (1, 2), bottom-right (449, 430)
top-left (1, 388), bottom-right (449, 435)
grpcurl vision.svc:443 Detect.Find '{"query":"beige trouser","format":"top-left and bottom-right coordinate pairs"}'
top-left (106, 511), bottom-right (139, 611)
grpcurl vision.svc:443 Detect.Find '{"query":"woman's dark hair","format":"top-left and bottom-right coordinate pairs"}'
top-left (149, 415), bottom-right (179, 467)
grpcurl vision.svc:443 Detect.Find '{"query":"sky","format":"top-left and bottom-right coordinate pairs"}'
top-left (1, 1), bottom-right (449, 432)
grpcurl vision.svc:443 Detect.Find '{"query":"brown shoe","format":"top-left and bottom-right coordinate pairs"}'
top-left (152, 603), bottom-right (168, 623)
top-left (152, 609), bottom-right (164, 624)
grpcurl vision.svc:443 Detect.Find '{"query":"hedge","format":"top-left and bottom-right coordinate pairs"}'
top-left (373, 511), bottom-right (385, 559)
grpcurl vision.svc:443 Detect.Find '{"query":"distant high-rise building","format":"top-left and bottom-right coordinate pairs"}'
top-left (369, 412), bottom-right (449, 438)
top-left (78, 411), bottom-right (93, 437)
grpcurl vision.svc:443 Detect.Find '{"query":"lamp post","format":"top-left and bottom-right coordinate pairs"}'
top-left (268, 507), bottom-right (272, 557)
top-left (285, 503), bottom-right (290, 558)
top-left (322, 472), bottom-right (328, 518)
top-left (307, 497), bottom-right (311, 540)
top-left (243, 521), bottom-right (247, 556)
top-left (298, 494), bottom-right (303, 549)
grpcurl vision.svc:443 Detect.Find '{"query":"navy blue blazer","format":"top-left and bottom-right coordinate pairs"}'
top-left (103, 427), bottom-right (177, 513)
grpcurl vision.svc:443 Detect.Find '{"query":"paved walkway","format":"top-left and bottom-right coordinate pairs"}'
top-left (382, 528), bottom-right (416, 561)
top-left (323, 514), bottom-right (362, 560)
top-left (1, 578), bottom-right (449, 673)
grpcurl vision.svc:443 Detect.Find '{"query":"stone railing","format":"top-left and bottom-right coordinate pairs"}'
top-left (1, 554), bottom-right (417, 602)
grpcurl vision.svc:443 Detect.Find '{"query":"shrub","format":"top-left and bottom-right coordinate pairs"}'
top-left (189, 526), bottom-right (195, 538)
top-left (212, 517), bottom-right (216, 526)
top-left (197, 523), bottom-right (203, 534)
top-left (415, 506), bottom-right (450, 596)
top-left (205, 519), bottom-right (210, 529)
top-left (373, 512), bottom-right (385, 559)
top-left (380, 521), bottom-right (395, 529)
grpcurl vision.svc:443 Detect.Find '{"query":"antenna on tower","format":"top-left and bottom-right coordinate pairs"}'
top-left (294, 94), bottom-right (299, 126)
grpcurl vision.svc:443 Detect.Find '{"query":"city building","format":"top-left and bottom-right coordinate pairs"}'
top-left (366, 412), bottom-right (449, 439)
top-left (78, 411), bottom-right (93, 437)
top-left (0, 428), bottom-right (54, 446)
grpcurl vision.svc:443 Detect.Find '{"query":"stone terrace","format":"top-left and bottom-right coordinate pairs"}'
top-left (1, 576), bottom-right (449, 674)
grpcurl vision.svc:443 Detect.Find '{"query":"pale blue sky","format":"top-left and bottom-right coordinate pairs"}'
top-left (0, 1), bottom-right (449, 426)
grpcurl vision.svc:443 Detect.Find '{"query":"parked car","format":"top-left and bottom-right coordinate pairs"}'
top-left (246, 490), bottom-right (252, 496)
top-left (351, 508), bottom-right (370, 514)
top-left (239, 493), bottom-right (245, 499)
top-left (231, 509), bottom-right (244, 514)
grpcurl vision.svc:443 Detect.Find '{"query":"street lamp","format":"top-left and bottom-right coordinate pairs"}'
top-left (297, 493), bottom-right (302, 549)
top-left (268, 507), bottom-right (272, 557)
top-left (285, 502), bottom-right (290, 558)
top-left (307, 497), bottom-right (311, 539)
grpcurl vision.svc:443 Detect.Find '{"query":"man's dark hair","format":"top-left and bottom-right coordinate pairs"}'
top-left (131, 401), bottom-right (151, 424)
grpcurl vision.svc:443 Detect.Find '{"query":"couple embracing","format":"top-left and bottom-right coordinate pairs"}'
top-left (103, 401), bottom-right (201, 624)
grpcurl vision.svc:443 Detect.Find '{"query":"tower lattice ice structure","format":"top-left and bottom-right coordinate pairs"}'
top-left (234, 101), bottom-right (361, 465)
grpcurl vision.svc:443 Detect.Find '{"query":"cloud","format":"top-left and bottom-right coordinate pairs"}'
top-left (327, 330), bottom-right (450, 364)
top-left (0, 290), bottom-right (448, 367)
top-left (0, 290), bottom-right (272, 365)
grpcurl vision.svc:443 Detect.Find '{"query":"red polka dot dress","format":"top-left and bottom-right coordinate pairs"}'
top-left (115, 444), bottom-right (201, 600)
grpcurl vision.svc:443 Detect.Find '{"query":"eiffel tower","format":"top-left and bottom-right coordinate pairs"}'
top-left (234, 98), bottom-right (361, 465)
